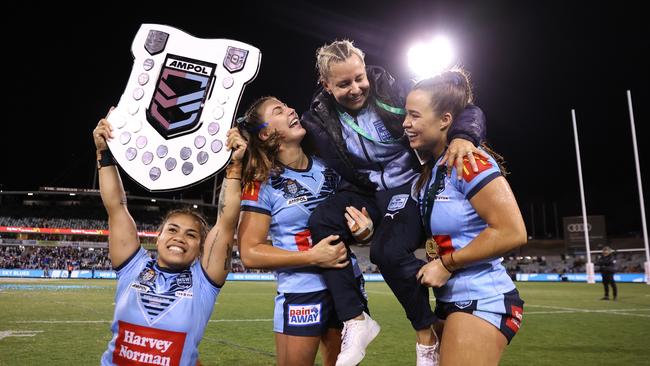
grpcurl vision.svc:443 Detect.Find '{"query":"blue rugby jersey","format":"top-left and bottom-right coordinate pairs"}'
top-left (101, 248), bottom-right (220, 366)
top-left (419, 150), bottom-right (515, 302)
top-left (240, 157), bottom-right (341, 294)
top-left (339, 106), bottom-right (418, 191)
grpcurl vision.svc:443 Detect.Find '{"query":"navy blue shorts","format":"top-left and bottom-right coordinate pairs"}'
top-left (434, 289), bottom-right (524, 343)
top-left (274, 289), bottom-right (340, 336)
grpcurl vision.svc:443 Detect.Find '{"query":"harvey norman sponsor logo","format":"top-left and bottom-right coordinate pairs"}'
top-left (288, 304), bottom-right (321, 326)
top-left (113, 320), bottom-right (186, 366)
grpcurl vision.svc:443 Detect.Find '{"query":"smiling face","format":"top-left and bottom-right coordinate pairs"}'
top-left (258, 98), bottom-right (305, 144)
top-left (156, 213), bottom-right (203, 270)
top-left (322, 54), bottom-right (370, 112)
top-left (403, 89), bottom-right (450, 152)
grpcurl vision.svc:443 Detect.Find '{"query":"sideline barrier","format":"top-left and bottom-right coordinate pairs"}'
top-left (515, 273), bottom-right (645, 283)
top-left (0, 269), bottom-right (644, 283)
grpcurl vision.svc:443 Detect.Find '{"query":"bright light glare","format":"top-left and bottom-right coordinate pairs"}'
top-left (408, 36), bottom-right (455, 79)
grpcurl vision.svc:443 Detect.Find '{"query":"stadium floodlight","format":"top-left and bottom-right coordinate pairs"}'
top-left (151, 199), bottom-right (156, 203)
top-left (27, 192), bottom-right (34, 196)
top-left (407, 35), bottom-right (455, 79)
top-left (193, 204), bottom-right (198, 209)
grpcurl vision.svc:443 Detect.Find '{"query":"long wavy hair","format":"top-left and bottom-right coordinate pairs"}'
top-left (238, 96), bottom-right (284, 186)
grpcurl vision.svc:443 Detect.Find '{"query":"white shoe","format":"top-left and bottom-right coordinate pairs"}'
top-left (335, 312), bottom-right (380, 366)
top-left (416, 331), bottom-right (440, 366)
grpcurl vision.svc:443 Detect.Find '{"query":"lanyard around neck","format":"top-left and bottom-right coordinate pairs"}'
top-left (337, 108), bottom-right (402, 145)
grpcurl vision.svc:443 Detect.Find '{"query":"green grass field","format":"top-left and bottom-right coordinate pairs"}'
top-left (1, 279), bottom-right (649, 365)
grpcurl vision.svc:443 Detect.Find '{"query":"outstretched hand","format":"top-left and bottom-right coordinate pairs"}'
top-left (438, 138), bottom-right (489, 180)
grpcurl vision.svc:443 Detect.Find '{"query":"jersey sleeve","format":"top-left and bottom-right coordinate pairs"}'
top-left (452, 151), bottom-right (501, 200)
top-left (114, 247), bottom-right (148, 277)
top-left (195, 261), bottom-right (221, 302)
top-left (240, 180), bottom-right (273, 216)
top-left (113, 247), bottom-right (149, 297)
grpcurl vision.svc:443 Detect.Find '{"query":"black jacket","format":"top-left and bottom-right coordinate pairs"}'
top-left (596, 254), bottom-right (616, 274)
top-left (301, 65), bottom-right (487, 193)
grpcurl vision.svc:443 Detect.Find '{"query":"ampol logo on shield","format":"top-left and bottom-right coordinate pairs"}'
top-left (147, 54), bottom-right (216, 139)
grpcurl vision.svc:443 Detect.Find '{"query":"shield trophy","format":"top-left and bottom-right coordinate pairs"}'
top-left (107, 24), bottom-right (261, 191)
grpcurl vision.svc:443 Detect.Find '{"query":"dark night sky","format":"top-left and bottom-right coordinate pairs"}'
top-left (2, 1), bottom-right (649, 236)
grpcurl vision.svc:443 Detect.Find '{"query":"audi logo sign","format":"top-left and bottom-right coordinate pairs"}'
top-left (566, 223), bottom-right (592, 232)
top-left (562, 215), bottom-right (606, 246)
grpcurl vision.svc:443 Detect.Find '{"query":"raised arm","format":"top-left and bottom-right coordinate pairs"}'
top-left (93, 116), bottom-right (140, 268)
top-left (238, 212), bottom-right (348, 270)
top-left (201, 128), bottom-right (246, 285)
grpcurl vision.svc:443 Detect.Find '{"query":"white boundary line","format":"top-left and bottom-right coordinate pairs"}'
top-left (526, 305), bottom-right (650, 318)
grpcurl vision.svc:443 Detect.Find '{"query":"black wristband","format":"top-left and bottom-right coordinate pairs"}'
top-left (98, 149), bottom-right (117, 168)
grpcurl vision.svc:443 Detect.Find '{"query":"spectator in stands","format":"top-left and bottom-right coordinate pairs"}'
top-left (93, 115), bottom-right (246, 366)
top-left (407, 70), bottom-right (527, 365)
top-left (596, 246), bottom-right (617, 300)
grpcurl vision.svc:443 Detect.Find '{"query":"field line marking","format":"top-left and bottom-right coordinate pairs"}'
top-left (525, 305), bottom-right (650, 318)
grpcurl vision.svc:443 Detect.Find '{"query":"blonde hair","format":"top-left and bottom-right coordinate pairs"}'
top-left (315, 39), bottom-right (365, 82)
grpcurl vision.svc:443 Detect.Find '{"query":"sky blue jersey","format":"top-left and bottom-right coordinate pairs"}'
top-left (339, 105), bottom-right (418, 191)
top-left (240, 157), bottom-right (342, 293)
top-left (419, 150), bottom-right (515, 302)
top-left (101, 248), bottom-right (220, 366)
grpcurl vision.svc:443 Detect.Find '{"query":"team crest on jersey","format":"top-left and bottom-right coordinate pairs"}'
top-left (138, 268), bottom-right (157, 284)
top-left (173, 271), bottom-right (193, 290)
top-left (454, 300), bottom-right (473, 309)
top-left (133, 260), bottom-right (192, 325)
top-left (373, 119), bottom-right (393, 142)
top-left (387, 194), bottom-right (409, 211)
top-left (288, 303), bottom-right (321, 326)
top-left (281, 178), bottom-right (309, 199)
top-left (462, 154), bottom-right (493, 182)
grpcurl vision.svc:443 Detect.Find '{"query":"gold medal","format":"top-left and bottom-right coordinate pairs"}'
top-left (425, 237), bottom-right (439, 262)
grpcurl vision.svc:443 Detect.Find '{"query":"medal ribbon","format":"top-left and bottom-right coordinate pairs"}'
top-left (420, 164), bottom-right (446, 238)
